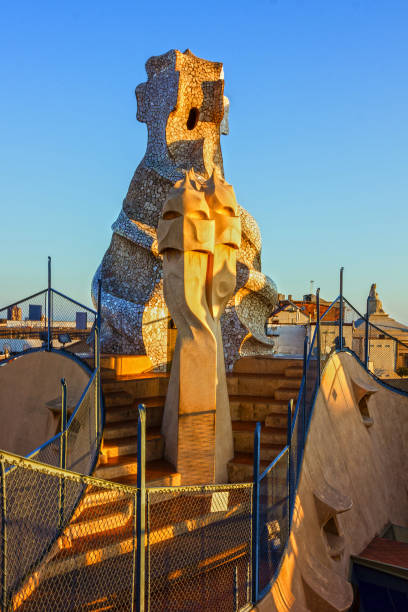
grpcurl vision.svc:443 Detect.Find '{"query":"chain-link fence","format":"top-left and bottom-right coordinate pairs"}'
top-left (147, 484), bottom-right (252, 612)
top-left (341, 297), bottom-right (408, 383)
top-left (0, 452), bottom-right (253, 612)
top-left (257, 447), bottom-right (289, 597)
top-left (0, 451), bottom-right (137, 612)
top-left (0, 291), bottom-right (49, 357)
top-left (28, 372), bottom-right (101, 473)
top-left (50, 289), bottom-right (97, 364)
top-left (0, 287), bottom-right (96, 363)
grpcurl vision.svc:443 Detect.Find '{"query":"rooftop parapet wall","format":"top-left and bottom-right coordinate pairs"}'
top-left (260, 351), bottom-right (408, 611)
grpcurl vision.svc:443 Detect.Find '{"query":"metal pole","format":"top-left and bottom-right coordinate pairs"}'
top-left (234, 565), bottom-right (239, 612)
top-left (251, 422), bottom-right (261, 604)
top-left (59, 379), bottom-right (67, 528)
top-left (364, 296), bottom-right (370, 368)
top-left (136, 404), bottom-right (146, 612)
top-left (287, 399), bottom-right (293, 521)
top-left (94, 326), bottom-right (100, 443)
top-left (60, 379), bottom-right (67, 468)
top-left (339, 267), bottom-right (344, 350)
top-left (303, 335), bottom-right (308, 449)
top-left (47, 256), bottom-right (52, 351)
top-left (1, 460), bottom-right (7, 612)
top-left (96, 279), bottom-right (102, 443)
top-left (316, 288), bottom-right (321, 385)
top-left (246, 562), bottom-right (251, 606)
top-left (131, 493), bottom-right (137, 612)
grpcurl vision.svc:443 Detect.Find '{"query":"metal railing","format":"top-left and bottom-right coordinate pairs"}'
top-left (0, 261), bottom-right (104, 610)
top-left (0, 258), bottom-right (97, 363)
top-left (1, 266), bottom-right (407, 610)
top-left (0, 416), bottom-right (253, 612)
top-left (251, 268), bottom-right (408, 602)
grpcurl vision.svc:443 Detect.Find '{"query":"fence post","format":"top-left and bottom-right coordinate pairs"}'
top-left (47, 256), bottom-right (52, 351)
top-left (287, 399), bottom-right (293, 522)
top-left (364, 296), bottom-right (370, 368)
top-left (316, 288), bottom-right (321, 384)
top-left (95, 279), bottom-right (102, 443)
top-left (251, 421), bottom-right (261, 604)
top-left (60, 379), bottom-right (67, 468)
top-left (59, 379), bottom-right (67, 528)
top-left (136, 404), bottom-right (146, 612)
top-left (233, 565), bottom-right (239, 612)
top-left (339, 267), bottom-right (344, 350)
top-left (1, 459), bottom-right (7, 612)
top-left (302, 335), bottom-right (308, 449)
top-left (94, 325), bottom-right (100, 443)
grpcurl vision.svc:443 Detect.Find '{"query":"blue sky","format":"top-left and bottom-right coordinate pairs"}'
top-left (1, 1), bottom-right (407, 322)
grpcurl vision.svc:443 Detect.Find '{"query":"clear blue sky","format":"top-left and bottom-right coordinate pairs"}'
top-left (1, 1), bottom-right (407, 322)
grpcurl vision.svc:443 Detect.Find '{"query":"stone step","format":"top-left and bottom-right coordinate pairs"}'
top-left (103, 390), bottom-right (133, 408)
top-left (285, 366), bottom-right (303, 378)
top-left (103, 419), bottom-right (139, 440)
top-left (112, 461), bottom-right (181, 488)
top-left (232, 421), bottom-right (287, 451)
top-left (265, 412), bottom-right (289, 428)
top-left (104, 400), bottom-right (164, 428)
top-left (102, 375), bottom-right (169, 399)
top-left (94, 457), bottom-right (179, 485)
top-left (230, 396), bottom-right (289, 422)
top-left (227, 454), bottom-right (269, 483)
top-left (233, 357), bottom-right (302, 376)
top-left (100, 428), bottom-right (163, 462)
top-left (101, 367), bottom-right (116, 380)
top-left (61, 499), bottom-right (132, 544)
top-left (275, 388), bottom-right (298, 401)
top-left (227, 447), bottom-right (286, 483)
top-left (227, 374), bottom-right (301, 397)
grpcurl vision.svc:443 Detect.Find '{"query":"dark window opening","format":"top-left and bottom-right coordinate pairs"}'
top-left (187, 108), bottom-right (199, 130)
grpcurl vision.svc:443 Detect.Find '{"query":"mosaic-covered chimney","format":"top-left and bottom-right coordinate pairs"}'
top-left (93, 49), bottom-right (278, 371)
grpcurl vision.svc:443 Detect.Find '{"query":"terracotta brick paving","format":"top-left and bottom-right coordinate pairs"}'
top-left (358, 536), bottom-right (408, 569)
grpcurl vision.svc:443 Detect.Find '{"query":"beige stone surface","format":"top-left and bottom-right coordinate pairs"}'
top-left (93, 49), bottom-right (278, 371)
top-left (158, 169), bottom-right (240, 483)
top-left (0, 351), bottom-right (90, 456)
top-left (259, 351), bottom-right (408, 611)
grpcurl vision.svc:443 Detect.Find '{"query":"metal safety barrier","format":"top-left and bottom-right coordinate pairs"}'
top-left (0, 443), bottom-right (253, 612)
top-left (2, 266), bottom-right (407, 610)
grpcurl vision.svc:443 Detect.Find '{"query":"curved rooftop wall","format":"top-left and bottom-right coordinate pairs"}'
top-left (0, 351), bottom-right (90, 457)
top-left (261, 350), bottom-right (408, 611)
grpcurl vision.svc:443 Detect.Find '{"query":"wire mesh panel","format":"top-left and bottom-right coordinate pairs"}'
top-left (0, 291), bottom-right (48, 357)
top-left (51, 290), bottom-right (97, 363)
top-left (66, 374), bottom-right (98, 475)
top-left (342, 297), bottom-right (408, 381)
top-left (147, 484), bottom-right (253, 612)
top-left (0, 453), bottom-right (137, 612)
top-left (319, 298), bottom-right (341, 372)
top-left (29, 436), bottom-right (62, 469)
top-left (258, 447), bottom-right (289, 597)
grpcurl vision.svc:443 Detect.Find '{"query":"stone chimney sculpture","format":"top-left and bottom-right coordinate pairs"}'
top-left (92, 49), bottom-right (278, 372)
top-left (157, 168), bottom-right (241, 482)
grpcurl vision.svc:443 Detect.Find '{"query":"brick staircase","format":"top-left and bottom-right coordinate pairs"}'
top-left (227, 356), bottom-right (303, 482)
top-left (95, 366), bottom-right (179, 487)
top-left (15, 355), bottom-right (302, 608)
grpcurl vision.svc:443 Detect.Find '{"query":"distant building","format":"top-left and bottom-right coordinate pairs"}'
top-left (268, 293), bottom-right (340, 326)
top-left (353, 284), bottom-right (408, 378)
top-left (7, 305), bottom-right (22, 321)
